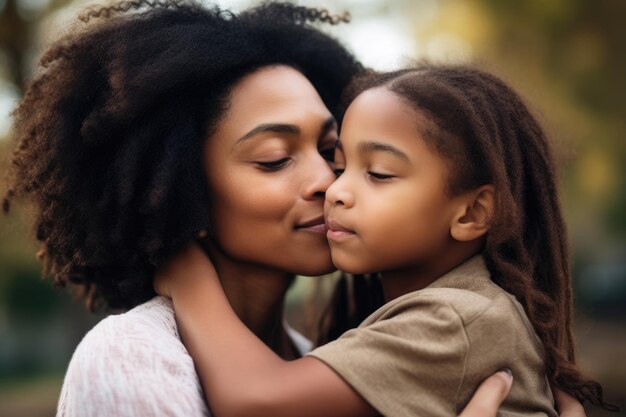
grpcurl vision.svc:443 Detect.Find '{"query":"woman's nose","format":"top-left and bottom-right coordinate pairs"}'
top-left (302, 152), bottom-right (337, 200)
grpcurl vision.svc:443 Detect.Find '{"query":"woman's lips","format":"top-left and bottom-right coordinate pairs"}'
top-left (296, 216), bottom-right (327, 234)
top-left (326, 219), bottom-right (356, 241)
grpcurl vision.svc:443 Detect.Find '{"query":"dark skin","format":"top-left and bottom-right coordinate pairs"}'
top-left (154, 66), bottom-right (587, 417)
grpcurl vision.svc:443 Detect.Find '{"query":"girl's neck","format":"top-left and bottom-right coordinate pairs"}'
top-left (380, 247), bottom-right (480, 302)
top-left (207, 245), bottom-right (300, 359)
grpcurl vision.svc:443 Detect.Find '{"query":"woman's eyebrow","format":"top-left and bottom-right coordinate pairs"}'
top-left (234, 117), bottom-right (337, 148)
top-left (358, 141), bottom-right (410, 162)
top-left (234, 123), bottom-right (300, 147)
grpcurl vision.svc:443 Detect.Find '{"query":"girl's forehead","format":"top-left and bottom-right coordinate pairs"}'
top-left (346, 87), bottom-right (425, 122)
top-left (341, 87), bottom-right (429, 139)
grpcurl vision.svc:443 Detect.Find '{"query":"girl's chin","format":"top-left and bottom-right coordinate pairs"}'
top-left (330, 255), bottom-right (370, 276)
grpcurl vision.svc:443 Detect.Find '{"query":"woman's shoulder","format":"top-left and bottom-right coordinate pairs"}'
top-left (65, 296), bottom-right (191, 375)
top-left (78, 296), bottom-right (179, 348)
top-left (58, 297), bottom-right (207, 417)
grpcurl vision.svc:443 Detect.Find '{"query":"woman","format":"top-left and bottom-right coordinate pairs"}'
top-left (3, 1), bottom-right (583, 416)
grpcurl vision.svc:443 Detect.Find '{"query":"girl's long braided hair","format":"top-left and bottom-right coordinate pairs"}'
top-left (319, 64), bottom-right (616, 410)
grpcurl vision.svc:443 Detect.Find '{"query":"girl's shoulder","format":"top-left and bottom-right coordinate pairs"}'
top-left (363, 286), bottom-right (496, 327)
top-left (363, 255), bottom-right (523, 328)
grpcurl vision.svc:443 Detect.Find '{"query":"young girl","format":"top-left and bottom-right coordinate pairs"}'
top-left (155, 65), bottom-right (611, 416)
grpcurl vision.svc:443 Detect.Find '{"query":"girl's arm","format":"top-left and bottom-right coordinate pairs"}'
top-left (159, 244), bottom-right (587, 417)
top-left (157, 243), bottom-right (377, 417)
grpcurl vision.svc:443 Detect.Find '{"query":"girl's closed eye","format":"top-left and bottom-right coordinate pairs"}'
top-left (367, 170), bottom-right (395, 181)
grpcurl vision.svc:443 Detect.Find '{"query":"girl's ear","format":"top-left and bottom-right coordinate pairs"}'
top-left (450, 185), bottom-right (495, 242)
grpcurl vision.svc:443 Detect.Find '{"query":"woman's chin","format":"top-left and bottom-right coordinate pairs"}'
top-left (294, 257), bottom-right (336, 277)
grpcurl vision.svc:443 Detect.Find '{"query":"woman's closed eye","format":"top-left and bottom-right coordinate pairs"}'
top-left (256, 157), bottom-right (291, 171)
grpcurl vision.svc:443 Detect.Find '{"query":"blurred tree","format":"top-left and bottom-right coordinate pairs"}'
top-left (0, 0), bottom-right (30, 90)
top-left (475, 0), bottom-right (626, 240)
top-left (0, 0), bottom-right (75, 92)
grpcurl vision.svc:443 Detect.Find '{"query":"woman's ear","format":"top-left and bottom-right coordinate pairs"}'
top-left (450, 185), bottom-right (495, 242)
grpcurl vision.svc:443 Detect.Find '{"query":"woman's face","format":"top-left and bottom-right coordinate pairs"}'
top-left (204, 65), bottom-right (338, 276)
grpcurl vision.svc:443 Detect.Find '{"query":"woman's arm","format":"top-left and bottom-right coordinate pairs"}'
top-left (553, 386), bottom-right (587, 417)
top-left (157, 243), bottom-right (376, 417)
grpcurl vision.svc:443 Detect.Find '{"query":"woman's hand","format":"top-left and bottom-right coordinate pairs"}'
top-left (457, 372), bottom-right (587, 417)
top-left (553, 386), bottom-right (586, 417)
top-left (459, 370), bottom-right (513, 417)
top-left (154, 242), bottom-right (218, 299)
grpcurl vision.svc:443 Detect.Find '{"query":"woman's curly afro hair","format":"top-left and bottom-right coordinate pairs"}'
top-left (3, 0), bottom-right (363, 311)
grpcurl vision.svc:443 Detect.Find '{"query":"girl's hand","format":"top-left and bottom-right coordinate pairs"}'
top-left (154, 242), bottom-right (218, 299)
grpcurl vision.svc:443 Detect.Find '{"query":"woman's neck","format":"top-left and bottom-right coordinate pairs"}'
top-left (207, 245), bottom-right (300, 359)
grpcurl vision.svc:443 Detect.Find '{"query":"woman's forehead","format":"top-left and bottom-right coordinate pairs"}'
top-left (217, 65), bottom-right (334, 139)
top-left (228, 65), bottom-right (322, 107)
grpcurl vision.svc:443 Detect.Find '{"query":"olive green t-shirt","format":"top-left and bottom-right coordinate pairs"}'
top-left (307, 256), bottom-right (557, 417)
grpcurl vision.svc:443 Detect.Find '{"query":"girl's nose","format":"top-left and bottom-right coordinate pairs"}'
top-left (325, 173), bottom-right (354, 208)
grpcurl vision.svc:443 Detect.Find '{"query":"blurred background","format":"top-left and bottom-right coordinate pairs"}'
top-left (1, 0), bottom-right (625, 415)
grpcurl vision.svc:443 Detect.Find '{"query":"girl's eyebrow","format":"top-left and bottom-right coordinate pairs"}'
top-left (358, 141), bottom-right (410, 162)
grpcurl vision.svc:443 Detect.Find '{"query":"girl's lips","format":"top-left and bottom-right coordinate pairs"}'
top-left (326, 219), bottom-right (356, 241)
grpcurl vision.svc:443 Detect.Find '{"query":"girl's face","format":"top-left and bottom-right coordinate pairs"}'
top-left (325, 87), bottom-right (461, 275)
top-left (204, 65), bottom-right (337, 276)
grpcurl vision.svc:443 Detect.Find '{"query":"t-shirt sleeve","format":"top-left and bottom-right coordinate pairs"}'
top-left (306, 294), bottom-right (470, 417)
top-left (56, 315), bottom-right (208, 417)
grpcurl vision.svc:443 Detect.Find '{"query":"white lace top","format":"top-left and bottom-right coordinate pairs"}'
top-left (56, 296), bottom-right (312, 417)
